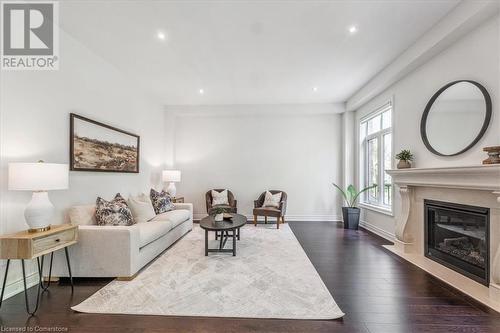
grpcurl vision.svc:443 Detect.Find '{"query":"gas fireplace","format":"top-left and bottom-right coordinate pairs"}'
top-left (425, 199), bottom-right (489, 286)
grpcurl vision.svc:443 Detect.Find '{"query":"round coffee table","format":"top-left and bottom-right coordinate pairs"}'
top-left (199, 214), bottom-right (247, 256)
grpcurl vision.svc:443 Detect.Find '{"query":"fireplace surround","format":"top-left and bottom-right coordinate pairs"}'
top-left (386, 165), bottom-right (500, 311)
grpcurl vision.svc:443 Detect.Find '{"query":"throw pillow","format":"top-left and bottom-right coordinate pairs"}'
top-left (150, 189), bottom-right (175, 214)
top-left (263, 191), bottom-right (282, 208)
top-left (95, 193), bottom-right (135, 226)
top-left (128, 193), bottom-right (156, 223)
top-left (211, 189), bottom-right (229, 206)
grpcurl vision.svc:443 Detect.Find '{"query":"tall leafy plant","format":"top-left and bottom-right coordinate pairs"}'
top-left (332, 183), bottom-right (376, 208)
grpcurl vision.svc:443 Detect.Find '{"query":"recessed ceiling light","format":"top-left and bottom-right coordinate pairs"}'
top-left (348, 25), bottom-right (358, 34)
top-left (157, 31), bottom-right (166, 41)
top-left (312, 86), bottom-right (318, 92)
top-left (199, 88), bottom-right (204, 95)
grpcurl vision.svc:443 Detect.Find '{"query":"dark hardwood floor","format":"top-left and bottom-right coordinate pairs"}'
top-left (1, 221), bottom-right (500, 332)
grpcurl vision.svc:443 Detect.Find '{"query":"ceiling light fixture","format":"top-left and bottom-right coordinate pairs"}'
top-left (312, 86), bottom-right (318, 92)
top-left (348, 25), bottom-right (358, 34)
top-left (199, 88), bottom-right (204, 95)
top-left (157, 31), bottom-right (166, 41)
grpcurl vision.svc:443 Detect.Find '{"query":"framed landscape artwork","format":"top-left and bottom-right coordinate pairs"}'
top-left (70, 113), bottom-right (140, 173)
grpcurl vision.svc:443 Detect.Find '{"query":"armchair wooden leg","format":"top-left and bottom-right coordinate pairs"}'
top-left (265, 216), bottom-right (268, 224)
top-left (277, 216), bottom-right (280, 229)
top-left (254, 215), bottom-right (257, 226)
top-left (282, 216), bottom-right (286, 223)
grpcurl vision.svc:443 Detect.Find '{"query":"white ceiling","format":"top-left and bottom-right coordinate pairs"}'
top-left (60, 0), bottom-right (459, 105)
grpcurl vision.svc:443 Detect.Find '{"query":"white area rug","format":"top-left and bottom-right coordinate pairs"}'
top-left (72, 224), bottom-right (344, 319)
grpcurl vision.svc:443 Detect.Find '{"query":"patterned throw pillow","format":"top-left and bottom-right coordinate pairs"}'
top-left (211, 189), bottom-right (229, 206)
top-left (150, 189), bottom-right (175, 214)
top-left (263, 191), bottom-right (282, 208)
top-left (95, 193), bottom-right (135, 226)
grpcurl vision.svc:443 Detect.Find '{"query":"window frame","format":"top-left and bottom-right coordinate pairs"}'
top-left (359, 101), bottom-right (394, 215)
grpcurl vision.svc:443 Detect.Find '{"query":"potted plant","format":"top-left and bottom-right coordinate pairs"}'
top-left (212, 207), bottom-right (225, 222)
top-left (395, 149), bottom-right (414, 169)
top-left (332, 183), bottom-right (376, 230)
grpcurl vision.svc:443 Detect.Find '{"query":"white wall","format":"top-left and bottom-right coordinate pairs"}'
top-left (353, 15), bottom-right (500, 238)
top-left (0, 30), bottom-right (165, 298)
top-left (166, 104), bottom-right (343, 221)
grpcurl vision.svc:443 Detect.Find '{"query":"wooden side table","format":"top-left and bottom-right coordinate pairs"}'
top-left (172, 197), bottom-right (184, 203)
top-left (0, 224), bottom-right (78, 315)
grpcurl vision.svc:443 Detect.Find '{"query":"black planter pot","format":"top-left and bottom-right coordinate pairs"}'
top-left (342, 207), bottom-right (360, 230)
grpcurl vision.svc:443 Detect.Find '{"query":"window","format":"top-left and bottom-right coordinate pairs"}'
top-left (359, 102), bottom-right (392, 211)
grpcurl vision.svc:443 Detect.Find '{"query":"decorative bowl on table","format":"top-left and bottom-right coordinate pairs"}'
top-left (223, 213), bottom-right (233, 221)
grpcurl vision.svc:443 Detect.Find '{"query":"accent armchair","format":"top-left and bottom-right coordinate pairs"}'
top-left (253, 190), bottom-right (287, 229)
top-left (205, 189), bottom-right (237, 215)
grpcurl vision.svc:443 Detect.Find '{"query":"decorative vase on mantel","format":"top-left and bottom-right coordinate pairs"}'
top-left (397, 160), bottom-right (412, 169)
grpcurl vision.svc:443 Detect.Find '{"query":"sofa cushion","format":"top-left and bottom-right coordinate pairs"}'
top-left (150, 189), bottom-right (175, 214)
top-left (152, 209), bottom-right (190, 229)
top-left (69, 205), bottom-right (96, 225)
top-left (96, 193), bottom-right (135, 226)
top-left (138, 220), bottom-right (173, 248)
top-left (128, 193), bottom-right (156, 223)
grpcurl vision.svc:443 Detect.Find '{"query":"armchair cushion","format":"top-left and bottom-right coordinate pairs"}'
top-left (253, 207), bottom-right (281, 217)
top-left (263, 191), bottom-right (282, 208)
top-left (211, 189), bottom-right (229, 206)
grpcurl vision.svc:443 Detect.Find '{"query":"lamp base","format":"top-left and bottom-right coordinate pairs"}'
top-left (166, 182), bottom-right (177, 197)
top-left (24, 191), bottom-right (55, 231)
top-left (28, 226), bottom-right (51, 233)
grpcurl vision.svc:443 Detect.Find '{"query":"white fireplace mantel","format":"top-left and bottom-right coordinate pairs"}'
top-left (386, 164), bottom-right (500, 192)
top-left (385, 164), bottom-right (500, 311)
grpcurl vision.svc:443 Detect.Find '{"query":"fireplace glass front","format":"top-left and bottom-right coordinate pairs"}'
top-left (425, 199), bottom-right (489, 286)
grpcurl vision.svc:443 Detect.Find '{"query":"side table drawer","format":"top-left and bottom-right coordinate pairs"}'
top-left (33, 228), bottom-right (77, 256)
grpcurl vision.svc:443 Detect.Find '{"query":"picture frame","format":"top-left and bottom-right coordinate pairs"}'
top-left (70, 113), bottom-right (140, 173)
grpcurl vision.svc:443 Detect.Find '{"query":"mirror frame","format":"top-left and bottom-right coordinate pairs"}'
top-left (420, 80), bottom-right (492, 157)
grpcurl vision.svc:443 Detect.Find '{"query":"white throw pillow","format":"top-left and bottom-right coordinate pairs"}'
top-left (211, 189), bottom-right (229, 206)
top-left (128, 193), bottom-right (156, 223)
top-left (263, 191), bottom-right (282, 208)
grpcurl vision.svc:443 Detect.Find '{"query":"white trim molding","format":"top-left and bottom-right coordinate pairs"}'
top-left (1, 269), bottom-right (39, 301)
top-left (193, 214), bottom-right (341, 222)
top-left (359, 220), bottom-right (395, 242)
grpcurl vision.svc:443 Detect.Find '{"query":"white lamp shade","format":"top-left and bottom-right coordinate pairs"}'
top-left (162, 170), bottom-right (181, 182)
top-left (9, 162), bottom-right (69, 191)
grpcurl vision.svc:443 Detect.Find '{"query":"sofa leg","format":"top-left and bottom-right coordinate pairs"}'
top-left (277, 216), bottom-right (280, 229)
top-left (254, 215), bottom-right (257, 226)
top-left (265, 216), bottom-right (268, 224)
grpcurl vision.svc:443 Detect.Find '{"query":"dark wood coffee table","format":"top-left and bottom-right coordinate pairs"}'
top-left (199, 214), bottom-right (247, 256)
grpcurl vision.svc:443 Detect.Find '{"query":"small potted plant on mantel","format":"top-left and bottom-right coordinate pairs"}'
top-left (332, 183), bottom-right (376, 230)
top-left (396, 149), bottom-right (414, 169)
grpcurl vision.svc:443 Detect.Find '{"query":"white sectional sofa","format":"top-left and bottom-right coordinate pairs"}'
top-left (50, 203), bottom-right (193, 279)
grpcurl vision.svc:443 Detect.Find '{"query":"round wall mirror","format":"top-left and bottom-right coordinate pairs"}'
top-left (420, 80), bottom-right (492, 156)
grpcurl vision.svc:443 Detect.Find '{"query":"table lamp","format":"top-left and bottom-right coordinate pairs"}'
top-left (8, 161), bottom-right (69, 232)
top-left (162, 170), bottom-right (181, 197)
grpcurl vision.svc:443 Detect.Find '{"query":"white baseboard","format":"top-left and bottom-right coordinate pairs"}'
top-left (193, 213), bottom-right (341, 222)
top-left (359, 220), bottom-right (395, 241)
top-left (1, 270), bottom-right (39, 300)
